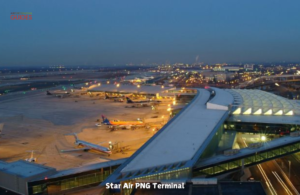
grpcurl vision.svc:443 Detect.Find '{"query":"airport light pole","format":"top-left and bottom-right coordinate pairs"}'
top-left (137, 84), bottom-right (140, 94)
top-left (109, 141), bottom-right (113, 150)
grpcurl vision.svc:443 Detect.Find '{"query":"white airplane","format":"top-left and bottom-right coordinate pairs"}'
top-left (62, 133), bottom-right (112, 156)
top-left (125, 97), bottom-right (161, 108)
top-left (46, 91), bottom-right (70, 98)
top-left (126, 97), bottom-right (161, 104)
top-left (25, 150), bottom-right (37, 162)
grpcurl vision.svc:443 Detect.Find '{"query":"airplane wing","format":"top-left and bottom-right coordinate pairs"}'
top-left (60, 148), bottom-right (90, 153)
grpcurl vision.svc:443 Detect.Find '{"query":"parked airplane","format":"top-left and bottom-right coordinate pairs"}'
top-left (126, 97), bottom-right (161, 105)
top-left (104, 94), bottom-right (128, 102)
top-left (46, 91), bottom-right (70, 98)
top-left (101, 115), bottom-right (145, 129)
top-left (62, 133), bottom-right (112, 156)
top-left (25, 150), bottom-right (37, 162)
top-left (126, 97), bottom-right (149, 103)
top-left (125, 103), bottom-right (153, 108)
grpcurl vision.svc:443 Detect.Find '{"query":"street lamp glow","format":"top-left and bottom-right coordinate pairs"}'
top-left (161, 85), bottom-right (164, 89)
top-left (98, 83), bottom-right (101, 86)
top-left (107, 81), bottom-right (110, 84)
top-left (152, 128), bottom-right (156, 135)
top-left (137, 85), bottom-right (140, 88)
top-left (116, 83), bottom-right (120, 87)
top-left (261, 135), bottom-right (266, 141)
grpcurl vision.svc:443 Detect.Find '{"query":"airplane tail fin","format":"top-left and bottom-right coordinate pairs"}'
top-left (64, 133), bottom-right (79, 141)
top-left (126, 97), bottom-right (134, 103)
top-left (73, 133), bottom-right (79, 142)
top-left (101, 115), bottom-right (111, 125)
top-left (46, 91), bottom-right (52, 95)
top-left (65, 133), bottom-right (78, 141)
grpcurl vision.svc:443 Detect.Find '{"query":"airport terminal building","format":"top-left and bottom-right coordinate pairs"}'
top-left (1, 87), bottom-right (300, 194)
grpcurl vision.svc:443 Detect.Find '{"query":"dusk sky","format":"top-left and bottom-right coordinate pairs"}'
top-left (1, 0), bottom-right (300, 66)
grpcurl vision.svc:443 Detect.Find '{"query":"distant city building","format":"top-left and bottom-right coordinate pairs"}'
top-left (213, 66), bottom-right (241, 72)
top-left (244, 64), bottom-right (254, 71)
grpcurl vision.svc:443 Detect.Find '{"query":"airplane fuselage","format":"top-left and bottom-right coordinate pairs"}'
top-left (76, 140), bottom-right (111, 154)
top-left (128, 100), bottom-right (149, 104)
top-left (109, 120), bottom-right (144, 126)
top-left (102, 115), bottom-right (144, 128)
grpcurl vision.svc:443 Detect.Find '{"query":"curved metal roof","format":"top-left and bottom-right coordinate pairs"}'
top-left (227, 89), bottom-right (299, 116)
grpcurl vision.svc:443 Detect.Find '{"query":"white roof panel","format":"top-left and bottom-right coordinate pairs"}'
top-left (209, 87), bottom-right (234, 106)
top-left (0, 160), bottom-right (55, 178)
top-left (121, 89), bottom-right (229, 173)
top-left (227, 89), bottom-right (299, 116)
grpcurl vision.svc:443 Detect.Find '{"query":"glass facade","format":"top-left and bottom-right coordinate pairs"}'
top-left (132, 168), bottom-right (190, 181)
top-left (194, 142), bottom-right (300, 177)
top-left (121, 168), bottom-right (191, 195)
top-left (199, 125), bottom-right (223, 159)
top-left (28, 165), bottom-right (119, 195)
top-left (224, 121), bottom-right (300, 135)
